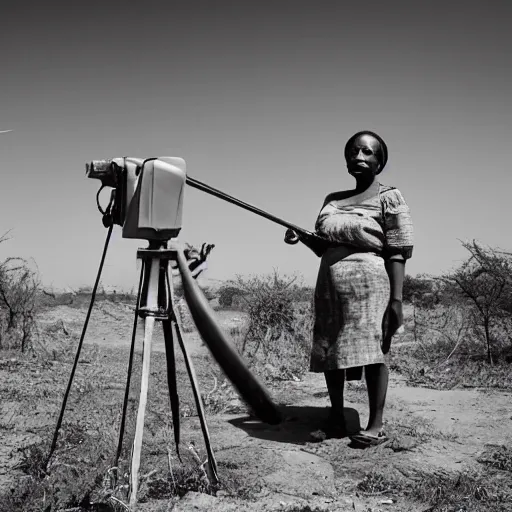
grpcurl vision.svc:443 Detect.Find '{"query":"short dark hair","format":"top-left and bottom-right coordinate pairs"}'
top-left (344, 131), bottom-right (388, 173)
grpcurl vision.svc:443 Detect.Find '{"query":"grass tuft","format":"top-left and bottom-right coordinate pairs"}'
top-left (477, 445), bottom-right (512, 473)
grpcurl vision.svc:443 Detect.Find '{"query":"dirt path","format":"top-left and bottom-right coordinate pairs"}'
top-left (390, 385), bottom-right (511, 446)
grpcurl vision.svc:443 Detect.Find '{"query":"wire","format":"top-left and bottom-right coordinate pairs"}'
top-left (96, 185), bottom-right (107, 215)
top-left (115, 262), bottom-right (145, 468)
top-left (45, 222), bottom-right (114, 470)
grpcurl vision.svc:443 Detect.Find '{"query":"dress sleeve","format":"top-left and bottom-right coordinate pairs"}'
top-left (380, 187), bottom-right (414, 260)
top-left (314, 196), bottom-right (336, 238)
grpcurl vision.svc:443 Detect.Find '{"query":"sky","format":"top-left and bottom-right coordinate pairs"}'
top-left (1, 0), bottom-right (511, 291)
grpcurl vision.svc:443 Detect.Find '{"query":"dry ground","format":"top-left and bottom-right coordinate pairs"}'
top-left (1, 300), bottom-right (511, 511)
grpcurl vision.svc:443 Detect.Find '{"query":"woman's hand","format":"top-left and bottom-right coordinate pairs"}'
top-left (381, 299), bottom-right (403, 354)
top-left (284, 228), bottom-right (300, 245)
top-left (284, 228), bottom-right (332, 257)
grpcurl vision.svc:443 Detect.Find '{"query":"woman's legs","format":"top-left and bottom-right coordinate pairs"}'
top-left (310, 369), bottom-right (347, 440)
top-left (324, 369), bottom-right (346, 426)
top-left (363, 363), bottom-right (388, 434)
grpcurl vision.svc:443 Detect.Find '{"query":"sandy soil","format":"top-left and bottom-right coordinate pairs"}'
top-left (1, 302), bottom-right (511, 511)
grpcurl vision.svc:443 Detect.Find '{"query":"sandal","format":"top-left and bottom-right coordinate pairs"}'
top-left (350, 430), bottom-right (389, 447)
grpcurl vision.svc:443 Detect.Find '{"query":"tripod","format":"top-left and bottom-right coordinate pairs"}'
top-left (123, 240), bottom-right (219, 506)
top-left (46, 154), bottom-right (289, 510)
top-left (46, 229), bottom-right (282, 511)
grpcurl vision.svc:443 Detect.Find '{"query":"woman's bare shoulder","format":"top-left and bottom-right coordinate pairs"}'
top-left (323, 189), bottom-right (358, 204)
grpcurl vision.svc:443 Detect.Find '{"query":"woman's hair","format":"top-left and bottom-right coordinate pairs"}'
top-left (344, 130), bottom-right (388, 173)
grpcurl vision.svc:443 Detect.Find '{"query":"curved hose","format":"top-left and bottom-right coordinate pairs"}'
top-left (176, 249), bottom-right (282, 425)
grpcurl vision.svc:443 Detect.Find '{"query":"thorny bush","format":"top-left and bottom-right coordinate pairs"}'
top-left (443, 240), bottom-right (512, 365)
top-left (228, 271), bottom-right (314, 380)
top-left (0, 253), bottom-right (40, 353)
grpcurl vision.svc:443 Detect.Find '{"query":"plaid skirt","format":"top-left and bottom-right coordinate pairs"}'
top-left (310, 248), bottom-right (390, 377)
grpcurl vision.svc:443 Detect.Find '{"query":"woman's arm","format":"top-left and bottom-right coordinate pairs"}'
top-left (284, 194), bottom-right (336, 257)
top-left (384, 256), bottom-right (406, 301)
top-left (382, 256), bottom-right (406, 353)
top-left (380, 186), bottom-right (413, 352)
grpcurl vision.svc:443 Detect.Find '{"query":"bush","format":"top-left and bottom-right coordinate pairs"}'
top-left (400, 242), bottom-right (512, 376)
top-left (391, 299), bottom-right (512, 389)
top-left (226, 271), bottom-right (314, 380)
top-left (403, 274), bottom-right (441, 309)
top-left (217, 285), bottom-right (243, 309)
top-left (443, 240), bottom-right (512, 364)
top-left (0, 255), bottom-right (40, 352)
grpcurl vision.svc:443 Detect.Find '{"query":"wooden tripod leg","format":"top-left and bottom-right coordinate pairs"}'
top-left (161, 319), bottom-right (181, 460)
top-left (171, 314), bottom-right (219, 484)
top-left (166, 262), bottom-right (218, 483)
top-left (129, 258), bottom-right (159, 510)
top-left (115, 264), bottom-right (145, 469)
top-left (166, 262), bottom-right (219, 483)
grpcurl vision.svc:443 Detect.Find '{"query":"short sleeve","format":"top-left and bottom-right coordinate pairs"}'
top-left (380, 187), bottom-right (414, 260)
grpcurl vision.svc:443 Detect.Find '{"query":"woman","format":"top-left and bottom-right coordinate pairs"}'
top-left (285, 130), bottom-right (413, 446)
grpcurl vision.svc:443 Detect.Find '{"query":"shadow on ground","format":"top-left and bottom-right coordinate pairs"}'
top-left (228, 405), bottom-right (362, 444)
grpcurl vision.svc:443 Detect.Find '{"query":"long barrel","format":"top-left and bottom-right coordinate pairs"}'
top-left (186, 176), bottom-right (314, 236)
top-left (175, 248), bottom-right (282, 425)
top-left (86, 159), bottom-right (313, 236)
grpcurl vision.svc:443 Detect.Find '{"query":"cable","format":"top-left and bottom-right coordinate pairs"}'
top-left (96, 185), bottom-right (107, 214)
top-left (45, 222), bottom-right (114, 470)
top-left (164, 269), bottom-right (181, 461)
top-left (114, 262), bottom-right (145, 468)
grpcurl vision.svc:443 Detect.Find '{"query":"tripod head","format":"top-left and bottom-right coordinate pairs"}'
top-left (86, 156), bottom-right (186, 241)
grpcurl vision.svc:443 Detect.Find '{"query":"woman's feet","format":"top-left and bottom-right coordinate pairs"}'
top-left (349, 428), bottom-right (388, 447)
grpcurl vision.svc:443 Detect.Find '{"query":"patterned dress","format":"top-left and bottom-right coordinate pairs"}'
top-left (310, 180), bottom-right (413, 377)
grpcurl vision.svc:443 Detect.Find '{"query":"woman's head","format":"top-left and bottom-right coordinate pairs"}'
top-left (344, 131), bottom-right (388, 178)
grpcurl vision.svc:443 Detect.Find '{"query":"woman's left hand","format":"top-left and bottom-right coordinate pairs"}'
top-left (284, 228), bottom-right (300, 245)
top-left (382, 299), bottom-right (403, 354)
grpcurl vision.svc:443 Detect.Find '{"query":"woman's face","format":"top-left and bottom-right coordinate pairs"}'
top-left (346, 134), bottom-right (382, 178)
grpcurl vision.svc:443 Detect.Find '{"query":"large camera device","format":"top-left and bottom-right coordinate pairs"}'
top-left (86, 157), bottom-right (186, 241)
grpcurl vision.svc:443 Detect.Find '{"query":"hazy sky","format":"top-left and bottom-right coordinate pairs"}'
top-left (1, 0), bottom-right (511, 291)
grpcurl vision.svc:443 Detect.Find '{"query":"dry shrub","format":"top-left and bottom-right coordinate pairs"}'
top-left (5, 423), bottom-right (119, 512)
top-left (408, 303), bottom-right (474, 363)
top-left (357, 470), bottom-right (402, 496)
top-left (478, 445), bottom-right (512, 473)
top-left (408, 469), bottom-right (512, 511)
top-left (227, 271), bottom-right (314, 381)
top-left (0, 256), bottom-right (40, 353)
top-left (217, 285), bottom-right (243, 309)
top-left (443, 240), bottom-right (512, 365)
top-left (354, 465), bottom-right (512, 512)
top-left (392, 299), bottom-right (512, 389)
